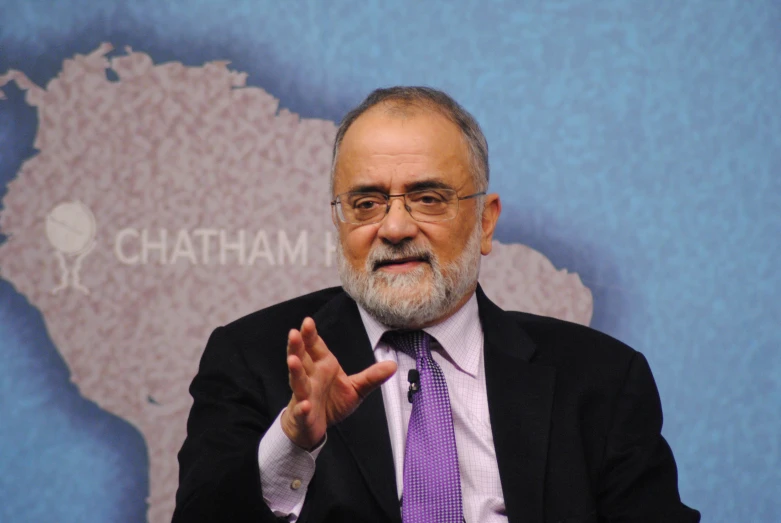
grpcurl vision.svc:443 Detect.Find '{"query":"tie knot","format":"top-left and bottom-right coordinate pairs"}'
top-left (383, 330), bottom-right (431, 361)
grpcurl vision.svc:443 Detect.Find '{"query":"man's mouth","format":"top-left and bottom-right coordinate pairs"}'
top-left (373, 256), bottom-right (430, 271)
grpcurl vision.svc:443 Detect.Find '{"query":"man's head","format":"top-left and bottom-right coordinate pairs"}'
top-left (331, 87), bottom-right (501, 328)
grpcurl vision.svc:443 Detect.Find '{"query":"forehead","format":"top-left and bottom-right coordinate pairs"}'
top-left (333, 104), bottom-right (471, 193)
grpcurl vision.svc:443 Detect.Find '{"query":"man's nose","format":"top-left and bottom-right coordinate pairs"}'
top-left (377, 198), bottom-right (419, 244)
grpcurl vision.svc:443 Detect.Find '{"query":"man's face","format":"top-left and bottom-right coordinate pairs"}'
top-left (332, 104), bottom-right (501, 327)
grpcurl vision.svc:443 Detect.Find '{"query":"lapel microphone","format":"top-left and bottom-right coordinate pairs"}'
top-left (407, 369), bottom-right (420, 403)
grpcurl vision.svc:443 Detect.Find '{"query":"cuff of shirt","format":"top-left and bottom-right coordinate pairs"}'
top-left (257, 408), bottom-right (326, 518)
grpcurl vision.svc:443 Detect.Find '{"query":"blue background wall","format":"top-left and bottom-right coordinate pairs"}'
top-left (1, 0), bottom-right (779, 520)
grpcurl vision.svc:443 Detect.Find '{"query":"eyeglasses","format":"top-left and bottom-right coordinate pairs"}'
top-left (331, 188), bottom-right (485, 225)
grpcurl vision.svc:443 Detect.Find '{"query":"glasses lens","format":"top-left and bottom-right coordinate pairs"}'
top-left (407, 189), bottom-right (456, 222)
top-left (342, 192), bottom-right (387, 224)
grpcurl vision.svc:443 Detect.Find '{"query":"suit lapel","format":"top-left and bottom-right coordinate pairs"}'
top-left (478, 287), bottom-right (556, 523)
top-left (314, 292), bottom-right (401, 523)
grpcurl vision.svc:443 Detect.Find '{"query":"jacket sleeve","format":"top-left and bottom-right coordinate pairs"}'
top-left (173, 326), bottom-right (285, 523)
top-left (597, 351), bottom-right (701, 522)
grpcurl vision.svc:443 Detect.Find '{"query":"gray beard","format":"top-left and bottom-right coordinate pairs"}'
top-left (337, 225), bottom-right (483, 329)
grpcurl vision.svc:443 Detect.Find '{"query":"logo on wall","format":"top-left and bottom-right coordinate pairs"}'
top-left (46, 201), bottom-right (96, 294)
top-left (1, 44), bottom-right (593, 523)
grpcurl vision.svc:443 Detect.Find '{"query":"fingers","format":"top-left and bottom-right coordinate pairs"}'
top-left (299, 317), bottom-right (330, 359)
top-left (351, 360), bottom-right (398, 399)
top-left (287, 354), bottom-right (311, 402)
top-left (287, 316), bottom-right (326, 374)
top-left (300, 317), bottom-right (318, 346)
top-left (287, 328), bottom-right (315, 373)
top-left (285, 317), bottom-right (329, 411)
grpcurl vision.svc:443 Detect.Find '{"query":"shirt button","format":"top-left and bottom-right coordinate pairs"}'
top-left (290, 479), bottom-right (302, 490)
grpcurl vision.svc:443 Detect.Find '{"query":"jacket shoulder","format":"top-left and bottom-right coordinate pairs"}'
top-left (509, 310), bottom-right (638, 369)
top-left (223, 286), bottom-right (345, 341)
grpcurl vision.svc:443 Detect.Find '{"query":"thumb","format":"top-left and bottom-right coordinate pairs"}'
top-left (351, 360), bottom-right (397, 399)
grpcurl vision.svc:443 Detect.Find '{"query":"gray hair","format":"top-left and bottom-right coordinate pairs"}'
top-left (330, 86), bottom-right (489, 195)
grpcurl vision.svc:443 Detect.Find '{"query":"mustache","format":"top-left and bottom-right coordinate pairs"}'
top-left (368, 241), bottom-right (434, 271)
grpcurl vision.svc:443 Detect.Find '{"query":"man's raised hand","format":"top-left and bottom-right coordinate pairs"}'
top-left (280, 317), bottom-right (397, 450)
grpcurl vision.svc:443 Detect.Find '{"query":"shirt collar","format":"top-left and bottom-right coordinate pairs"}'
top-left (356, 292), bottom-right (482, 377)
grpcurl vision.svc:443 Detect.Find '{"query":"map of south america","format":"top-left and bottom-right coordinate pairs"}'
top-left (0, 44), bottom-right (592, 522)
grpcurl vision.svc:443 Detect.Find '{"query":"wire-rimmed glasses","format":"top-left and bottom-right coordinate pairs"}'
top-left (331, 188), bottom-right (485, 225)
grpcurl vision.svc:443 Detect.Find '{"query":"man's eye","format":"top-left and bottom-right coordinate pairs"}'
top-left (411, 192), bottom-right (446, 205)
top-left (353, 199), bottom-right (382, 210)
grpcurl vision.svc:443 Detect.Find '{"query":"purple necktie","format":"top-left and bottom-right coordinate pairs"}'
top-left (385, 331), bottom-right (463, 523)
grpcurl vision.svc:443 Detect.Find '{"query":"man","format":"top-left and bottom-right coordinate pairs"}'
top-left (173, 87), bottom-right (699, 522)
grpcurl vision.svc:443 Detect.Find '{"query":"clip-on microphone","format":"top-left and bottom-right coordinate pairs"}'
top-left (407, 369), bottom-right (420, 403)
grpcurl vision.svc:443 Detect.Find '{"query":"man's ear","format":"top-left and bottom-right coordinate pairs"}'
top-left (480, 194), bottom-right (502, 255)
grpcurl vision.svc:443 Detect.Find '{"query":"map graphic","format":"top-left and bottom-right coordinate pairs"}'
top-left (0, 44), bottom-right (592, 522)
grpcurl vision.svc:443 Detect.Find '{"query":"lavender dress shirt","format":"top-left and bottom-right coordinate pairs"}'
top-left (257, 292), bottom-right (507, 522)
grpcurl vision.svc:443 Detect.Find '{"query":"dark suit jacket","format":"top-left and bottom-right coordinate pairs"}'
top-left (173, 286), bottom-right (699, 523)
